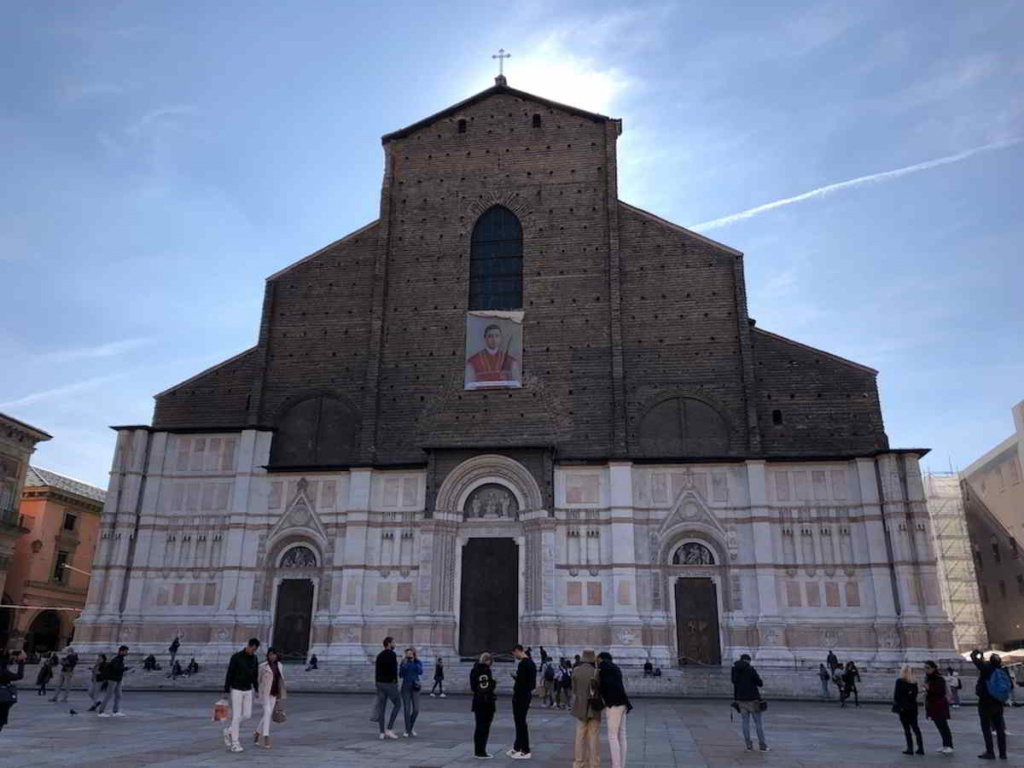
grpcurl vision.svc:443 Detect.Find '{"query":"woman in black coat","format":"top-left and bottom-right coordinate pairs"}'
top-left (893, 664), bottom-right (924, 755)
top-left (0, 650), bottom-right (27, 734)
top-left (469, 652), bottom-right (497, 759)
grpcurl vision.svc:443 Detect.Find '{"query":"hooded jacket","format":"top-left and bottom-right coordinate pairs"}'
top-left (731, 658), bottom-right (763, 702)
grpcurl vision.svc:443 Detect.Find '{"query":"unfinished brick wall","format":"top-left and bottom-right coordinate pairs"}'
top-left (152, 83), bottom-right (890, 466)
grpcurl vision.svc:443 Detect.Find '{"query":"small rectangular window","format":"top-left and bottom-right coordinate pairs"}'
top-left (457, 118), bottom-right (467, 133)
top-left (53, 551), bottom-right (69, 583)
top-left (993, 541), bottom-right (1002, 563)
top-left (1012, 537), bottom-right (1019, 559)
top-left (772, 409), bottom-right (783, 425)
top-left (63, 512), bottom-right (76, 531)
top-left (1017, 574), bottom-right (1024, 596)
top-left (532, 113), bottom-right (541, 128)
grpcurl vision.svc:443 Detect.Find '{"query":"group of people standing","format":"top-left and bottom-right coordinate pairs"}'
top-left (821, 651), bottom-right (862, 706)
top-left (891, 650), bottom-right (1013, 760)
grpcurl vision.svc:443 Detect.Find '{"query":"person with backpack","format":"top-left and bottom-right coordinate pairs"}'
top-left (542, 660), bottom-right (556, 707)
top-left (0, 650), bottom-right (27, 735)
top-left (470, 652), bottom-right (497, 759)
top-left (554, 660), bottom-right (569, 709)
top-left (971, 648), bottom-right (1009, 760)
top-left (924, 660), bottom-right (954, 754)
top-left (87, 654), bottom-right (108, 711)
top-left (817, 664), bottom-right (831, 699)
top-left (732, 654), bottom-right (769, 752)
top-left (561, 658), bottom-right (574, 709)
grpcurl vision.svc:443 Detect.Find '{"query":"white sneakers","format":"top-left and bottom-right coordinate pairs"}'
top-left (385, 730), bottom-right (399, 739)
top-left (223, 728), bottom-right (232, 748)
top-left (112, 712), bottom-right (126, 717)
top-left (230, 744), bottom-right (244, 753)
top-left (940, 747), bottom-right (954, 755)
top-left (439, 693), bottom-right (447, 698)
top-left (97, 713), bottom-right (111, 718)
top-left (506, 749), bottom-right (532, 760)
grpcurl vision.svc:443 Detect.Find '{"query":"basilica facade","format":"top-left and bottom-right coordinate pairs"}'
top-left (76, 77), bottom-right (954, 666)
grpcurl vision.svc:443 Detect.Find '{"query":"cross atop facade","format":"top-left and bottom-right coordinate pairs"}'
top-left (492, 48), bottom-right (511, 78)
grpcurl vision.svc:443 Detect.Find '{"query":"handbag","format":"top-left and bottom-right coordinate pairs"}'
top-left (272, 703), bottom-right (287, 723)
top-left (212, 698), bottom-right (229, 722)
top-left (412, 682), bottom-right (421, 693)
top-left (0, 684), bottom-right (17, 706)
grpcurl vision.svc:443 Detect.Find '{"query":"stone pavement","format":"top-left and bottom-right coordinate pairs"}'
top-left (0, 691), bottom-right (1021, 768)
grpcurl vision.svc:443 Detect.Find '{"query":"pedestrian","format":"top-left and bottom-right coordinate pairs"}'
top-left (144, 654), bottom-right (158, 672)
top-left (170, 660), bottom-right (183, 680)
top-left (643, 659), bottom-right (654, 677)
top-left (470, 652), bottom-right (497, 759)
top-left (541, 661), bottom-right (555, 707)
top-left (573, 654), bottom-right (582, 669)
top-left (36, 656), bottom-right (54, 696)
top-left (571, 649), bottom-right (601, 768)
top-left (826, 650), bottom-right (839, 674)
top-left (254, 646), bottom-right (285, 750)
top-left (373, 636), bottom-right (401, 740)
top-left (731, 653), bottom-right (768, 753)
top-left (971, 648), bottom-right (1010, 760)
top-left (560, 658), bottom-right (574, 709)
top-left (831, 665), bottom-right (845, 701)
top-left (221, 637), bottom-right (260, 753)
top-left (818, 664), bottom-right (831, 699)
top-left (50, 647), bottom-right (78, 703)
top-left (553, 660), bottom-right (568, 709)
top-left (893, 664), bottom-right (924, 756)
top-left (399, 647), bottom-right (423, 737)
top-left (598, 650), bottom-right (633, 768)
top-left (924, 660), bottom-right (954, 754)
top-left (841, 661), bottom-right (860, 708)
top-left (305, 653), bottom-right (318, 672)
top-left (168, 636), bottom-right (180, 669)
top-left (87, 654), bottom-right (108, 711)
top-left (0, 649), bottom-right (27, 735)
top-left (186, 658), bottom-right (199, 676)
top-left (431, 656), bottom-right (446, 697)
top-left (945, 667), bottom-right (962, 708)
top-left (96, 645), bottom-right (130, 717)
top-left (508, 643), bottom-right (536, 760)
top-left (539, 646), bottom-right (550, 665)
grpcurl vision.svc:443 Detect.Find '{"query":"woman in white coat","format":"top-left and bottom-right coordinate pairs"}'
top-left (254, 647), bottom-right (286, 750)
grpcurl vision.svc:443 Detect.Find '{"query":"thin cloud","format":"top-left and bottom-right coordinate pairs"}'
top-left (34, 337), bottom-right (153, 364)
top-left (690, 138), bottom-right (1023, 232)
top-left (126, 105), bottom-right (196, 138)
top-left (0, 375), bottom-right (120, 410)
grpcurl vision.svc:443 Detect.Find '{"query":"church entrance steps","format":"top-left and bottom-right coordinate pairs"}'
top-left (13, 662), bottom-right (981, 703)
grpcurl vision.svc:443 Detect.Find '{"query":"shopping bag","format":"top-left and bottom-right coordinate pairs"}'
top-left (212, 698), bottom-right (230, 722)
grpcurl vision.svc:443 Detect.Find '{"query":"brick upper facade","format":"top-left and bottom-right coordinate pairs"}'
top-left (152, 80), bottom-right (889, 465)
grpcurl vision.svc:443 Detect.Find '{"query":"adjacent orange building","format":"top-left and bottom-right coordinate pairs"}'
top-left (4, 467), bottom-right (105, 652)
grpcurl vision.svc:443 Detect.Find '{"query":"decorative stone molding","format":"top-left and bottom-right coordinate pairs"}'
top-left (435, 454), bottom-right (544, 514)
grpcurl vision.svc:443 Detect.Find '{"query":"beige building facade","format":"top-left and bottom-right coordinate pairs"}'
top-left (962, 399), bottom-right (1024, 649)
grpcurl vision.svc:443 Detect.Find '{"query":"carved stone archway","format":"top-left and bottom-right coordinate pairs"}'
top-left (435, 454), bottom-right (544, 516)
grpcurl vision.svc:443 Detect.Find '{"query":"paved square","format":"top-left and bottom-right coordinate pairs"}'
top-left (0, 691), bottom-right (1020, 767)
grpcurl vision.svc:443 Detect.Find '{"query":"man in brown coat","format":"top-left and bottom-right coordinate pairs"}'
top-left (571, 649), bottom-right (601, 768)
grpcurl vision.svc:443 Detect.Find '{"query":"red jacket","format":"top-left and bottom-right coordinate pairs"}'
top-left (925, 672), bottom-right (950, 721)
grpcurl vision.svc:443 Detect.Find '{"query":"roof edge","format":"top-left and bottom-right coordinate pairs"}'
top-left (154, 347), bottom-right (259, 399)
top-left (618, 200), bottom-right (743, 257)
top-left (266, 220), bottom-right (380, 281)
top-left (381, 82), bottom-right (615, 144)
top-left (0, 411), bottom-right (52, 441)
top-left (752, 327), bottom-right (879, 375)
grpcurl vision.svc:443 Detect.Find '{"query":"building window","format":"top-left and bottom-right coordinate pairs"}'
top-left (62, 512), bottom-right (76, 532)
top-left (993, 541), bottom-right (1001, 563)
top-left (457, 118), bottom-right (467, 133)
top-left (532, 113), bottom-right (542, 128)
top-left (974, 549), bottom-right (983, 571)
top-left (1017, 574), bottom-right (1023, 596)
top-left (53, 551), bottom-right (69, 584)
top-left (1012, 537), bottom-right (1019, 559)
top-left (469, 205), bottom-right (523, 310)
top-left (772, 409), bottom-right (783, 425)
top-left (999, 580), bottom-right (1007, 599)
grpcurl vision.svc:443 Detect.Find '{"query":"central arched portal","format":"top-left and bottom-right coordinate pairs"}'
top-left (672, 542), bottom-right (723, 666)
top-left (459, 537), bottom-right (518, 657)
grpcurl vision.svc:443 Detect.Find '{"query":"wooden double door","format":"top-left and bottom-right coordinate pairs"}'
top-left (272, 579), bottom-right (314, 661)
top-left (459, 538), bottom-right (518, 658)
top-left (674, 577), bottom-right (722, 665)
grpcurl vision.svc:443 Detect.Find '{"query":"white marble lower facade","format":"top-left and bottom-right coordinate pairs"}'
top-left (74, 428), bottom-right (955, 666)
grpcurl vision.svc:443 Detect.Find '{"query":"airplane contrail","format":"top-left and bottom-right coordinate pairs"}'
top-left (690, 137), bottom-right (1022, 232)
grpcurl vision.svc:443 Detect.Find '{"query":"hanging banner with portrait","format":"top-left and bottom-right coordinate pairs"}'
top-left (464, 310), bottom-right (523, 390)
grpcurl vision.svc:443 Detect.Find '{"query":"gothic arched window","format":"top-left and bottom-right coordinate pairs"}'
top-left (279, 545), bottom-right (318, 569)
top-left (270, 395), bottom-right (358, 467)
top-left (469, 206), bottom-right (522, 310)
top-left (637, 397), bottom-right (730, 457)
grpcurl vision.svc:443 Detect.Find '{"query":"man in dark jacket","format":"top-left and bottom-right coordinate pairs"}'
top-left (222, 638), bottom-right (260, 753)
top-left (373, 636), bottom-right (401, 739)
top-left (470, 652), bottom-right (497, 758)
top-left (96, 645), bottom-right (130, 717)
top-left (597, 651), bottom-right (632, 768)
top-left (732, 654), bottom-right (769, 752)
top-left (972, 649), bottom-right (1008, 760)
top-left (50, 647), bottom-right (79, 703)
top-left (508, 644), bottom-right (537, 759)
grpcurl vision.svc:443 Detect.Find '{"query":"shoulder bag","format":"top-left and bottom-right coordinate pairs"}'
top-left (587, 670), bottom-right (605, 712)
top-left (272, 701), bottom-right (287, 723)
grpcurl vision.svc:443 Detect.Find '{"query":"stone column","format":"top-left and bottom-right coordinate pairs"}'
top-left (746, 460), bottom-right (790, 663)
top-left (332, 467), bottom-right (372, 660)
top-left (607, 461), bottom-right (643, 662)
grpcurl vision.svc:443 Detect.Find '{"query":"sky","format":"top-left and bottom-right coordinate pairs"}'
top-left (1, 0), bottom-right (1022, 489)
